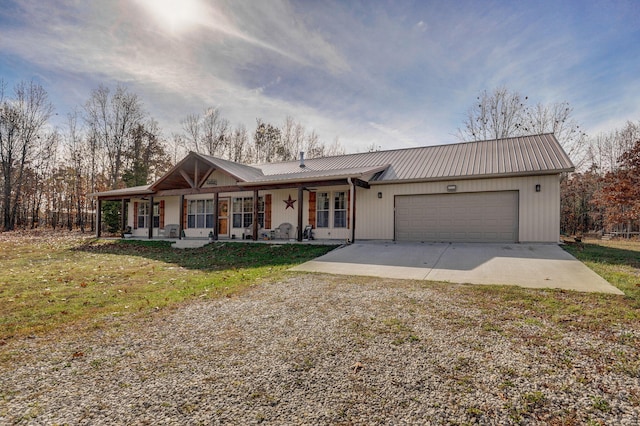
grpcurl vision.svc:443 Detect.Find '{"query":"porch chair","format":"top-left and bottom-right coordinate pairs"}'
top-left (274, 222), bottom-right (293, 240)
top-left (243, 223), bottom-right (264, 240)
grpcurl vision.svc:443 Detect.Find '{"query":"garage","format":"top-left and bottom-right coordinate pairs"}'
top-left (395, 191), bottom-right (519, 242)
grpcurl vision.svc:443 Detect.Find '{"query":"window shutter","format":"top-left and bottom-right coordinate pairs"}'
top-left (265, 194), bottom-right (272, 229)
top-left (308, 192), bottom-right (316, 228)
top-left (183, 199), bottom-right (188, 229)
top-left (347, 190), bottom-right (351, 229)
top-left (133, 202), bottom-right (138, 229)
top-left (159, 200), bottom-right (165, 229)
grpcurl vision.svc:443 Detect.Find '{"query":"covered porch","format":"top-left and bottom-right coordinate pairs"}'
top-left (91, 152), bottom-right (385, 244)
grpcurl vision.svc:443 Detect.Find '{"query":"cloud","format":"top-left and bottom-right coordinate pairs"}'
top-left (1, 0), bottom-right (638, 155)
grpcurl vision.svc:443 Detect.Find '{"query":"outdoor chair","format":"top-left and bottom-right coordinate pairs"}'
top-left (274, 222), bottom-right (293, 240)
top-left (243, 223), bottom-right (264, 240)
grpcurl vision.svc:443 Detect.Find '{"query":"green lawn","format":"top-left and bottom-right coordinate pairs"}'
top-left (563, 238), bottom-right (640, 307)
top-left (0, 233), bottom-right (336, 341)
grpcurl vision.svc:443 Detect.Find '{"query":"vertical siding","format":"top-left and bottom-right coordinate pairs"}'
top-left (201, 170), bottom-right (237, 187)
top-left (163, 197), bottom-right (181, 228)
top-left (356, 175), bottom-right (561, 242)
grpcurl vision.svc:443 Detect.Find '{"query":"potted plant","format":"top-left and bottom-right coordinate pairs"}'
top-left (122, 226), bottom-right (133, 238)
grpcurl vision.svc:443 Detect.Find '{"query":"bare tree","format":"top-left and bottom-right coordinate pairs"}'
top-left (181, 113), bottom-right (201, 153)
top-left (458, 87), bottom-right (527, 141)
top-left (458, 86), bottom-right (587, 167)
top-left (66, 111), bottom-right (88, 231)
top-left (0, 79), bottom-right (53, 230)
top-left (180, 107), bottom-right (229, 157)
top-left (587, 121), bottom-right (640, 173)
top-left (201, 107), bottom-right (229, 157)
top-left (228, 124), bottom-right (250, 163)
top-left (304, 130), bottom-right (324, 159)
top-left (280, 116), bottom-right (306, 161)
top-left (84, 85), bottom-right (144, 189)
top-left (325, 136), bottom-right (346, 156)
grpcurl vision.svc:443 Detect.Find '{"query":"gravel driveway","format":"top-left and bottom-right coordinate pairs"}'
top-left (1, 275), bottom-right (638, 425)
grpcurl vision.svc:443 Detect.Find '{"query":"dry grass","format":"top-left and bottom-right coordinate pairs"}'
top-left (0, 230), bottom-right (336, 343)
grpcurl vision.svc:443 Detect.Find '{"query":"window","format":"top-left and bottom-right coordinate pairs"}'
top-left (187, 200), bottom-right (214, 228)
top-left (233, 196), bottom-right (264, 228)
top-left (316, 191), bottom-right (347, 228)
top-left (137, 202), bottom-right (159, 228)
top-left (317, 192), bottom-right (330, 228)
top-left (334, 192), bottom-right (347, 228)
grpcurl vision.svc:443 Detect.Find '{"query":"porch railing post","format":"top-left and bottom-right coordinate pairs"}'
top-left (252, 189), bottom-right (259, 240)
top-left (96, 199), bottom-right (102, 238)
top-left (148, 196), bottom-right (154, 239)
top-left (213, 193), bottom-right (218, 240)
top-left (297, 186), bottom-right (303, 241)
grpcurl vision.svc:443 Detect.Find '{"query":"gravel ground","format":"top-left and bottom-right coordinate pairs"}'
top-left (1, 274), bottom-right (639, 425)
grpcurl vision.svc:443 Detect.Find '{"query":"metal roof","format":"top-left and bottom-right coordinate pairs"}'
top-left (256, 133), bottom-right (574, 182)
top-left (197, 153), bottom-right (264, 182)
top-left (92, 134), bottom-right (574, 198)
top-left (88, 185), bottom-right (153, 198)
top-left (239, 165), bottom-right (390, 186)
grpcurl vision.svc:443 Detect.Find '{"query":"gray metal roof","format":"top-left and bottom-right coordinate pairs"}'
top-left (88, 185), bottom-right (153, 198)
top-left (92, 134), bottom-right (573, 198)
top-left (239, 165), bottom-right (390, 186)
top-left (256, 133), bottom-right (574, 182)
top-left (197, 153), bottom-right (264, 181)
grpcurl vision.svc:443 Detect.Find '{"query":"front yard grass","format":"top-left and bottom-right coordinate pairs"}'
top-left (563, 238), bottom-right (640, 306)
top-left (0, 232), bottom-right (337, 342)
top-left (1, 234), bottom-right (638, 354)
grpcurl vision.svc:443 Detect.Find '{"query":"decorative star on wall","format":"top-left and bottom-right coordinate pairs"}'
top-left (283, 194), bottom-right (296, 209)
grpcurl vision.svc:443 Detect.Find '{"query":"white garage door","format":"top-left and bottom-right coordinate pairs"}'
top-left (395, 191), bottom-right (519, 242)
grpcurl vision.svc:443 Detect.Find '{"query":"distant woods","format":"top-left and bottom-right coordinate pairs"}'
top-left (1, 80), bottom-right (639, 236)
top-left (0, 80), bottom-right (344, 231)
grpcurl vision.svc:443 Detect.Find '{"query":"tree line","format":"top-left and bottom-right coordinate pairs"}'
top-left (0, 79), bottom-right (344, 231)
top-left (1, 80), bottom-right (638, 236)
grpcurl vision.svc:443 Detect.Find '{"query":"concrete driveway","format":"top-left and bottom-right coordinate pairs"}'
top-left (291, 242), bottom-right (623, 294)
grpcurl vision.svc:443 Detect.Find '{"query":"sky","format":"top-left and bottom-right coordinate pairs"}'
top-left (1, 0), bottom-right (639, 153)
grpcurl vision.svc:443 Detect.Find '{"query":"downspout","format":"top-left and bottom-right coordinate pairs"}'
top-left (347, 178), bottom-right (356, 243)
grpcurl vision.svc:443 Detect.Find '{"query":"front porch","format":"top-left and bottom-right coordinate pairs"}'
top-left (117, 235), bottom-right (342, 249)
top-left (91, 151), bottom-right (382, 244)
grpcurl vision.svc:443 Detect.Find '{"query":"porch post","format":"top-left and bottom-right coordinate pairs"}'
top-left (350, 182), bottom-right (356, 243)
top-left (252, 189), bottom-right (259, 240)
top-left (148, 196), bottom-right (154, 239)
top-left (297, 186), bottom-right (303, 241)
top-left (213, 192), bottom-right (219, 240)
top-left (96, 198), bottom-right (102, 238)
top-left (179, 195), bottom-right (184, 239)
top-left (120, 199), bottom-right (126, 232)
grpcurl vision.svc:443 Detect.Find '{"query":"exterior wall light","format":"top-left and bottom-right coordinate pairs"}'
top-left (447, 185), bottom-right (457, 192)
top-left (535, 184), bottom-right (541, 192)
top-left (377, 192), bottom-right (382, 199)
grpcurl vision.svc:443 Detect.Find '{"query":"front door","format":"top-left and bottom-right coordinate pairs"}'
top-left (218, 198), bottom-right (229, 237)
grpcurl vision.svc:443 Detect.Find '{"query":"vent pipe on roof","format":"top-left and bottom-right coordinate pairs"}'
top-left (299, 151), bottom-right (305, 168)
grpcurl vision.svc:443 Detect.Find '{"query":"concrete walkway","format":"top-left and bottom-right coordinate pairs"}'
top-left (291, 242), bottom-right (623, 295)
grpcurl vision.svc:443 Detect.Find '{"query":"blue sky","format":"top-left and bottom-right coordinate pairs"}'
top-left (1, 0), bottom-right (639, 153)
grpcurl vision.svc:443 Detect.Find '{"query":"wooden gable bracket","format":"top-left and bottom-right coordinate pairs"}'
top-left (197, 166), bottom-right (215, 188)
top-left (179, 169), bottom-right (196, 188)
